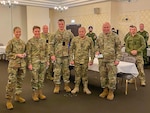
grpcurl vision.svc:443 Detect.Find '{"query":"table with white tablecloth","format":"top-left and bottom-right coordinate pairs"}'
top-left (0, 46), bottom-right (6, 54)
top-left (88, 58), bottom-right (139, 77)
top-left (0, 46), bottom-right (6, 60)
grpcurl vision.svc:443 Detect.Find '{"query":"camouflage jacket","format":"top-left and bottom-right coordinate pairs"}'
top-left (6, 37), bottom-right (26, 67)
top-left (125, 34), bottom-right (146, 56)
top-left (95, 32), bottom-right (122, 62)
top-left (70, 36), bottom-right (94, 64)
top-left (50, 30), bottom-right (74, 57)
top-left (137, 30), bottom-right (149, 47)
top-left (26, 37), bottom-right (49, 64)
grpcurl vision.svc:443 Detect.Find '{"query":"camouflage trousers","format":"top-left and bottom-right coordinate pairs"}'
top-left (53, 57), bottom-right (70, 84)
top-left (143, 47), bottom-right (148, 64)
top-left (135, 55), bottom-right (146, 82)
top-left (98, 60), bottom-right (117, 90)
top-left (46, 59), bottom-right (53, 77)
top-left (5, 66), bottom-right (26, 99)
top-left (74, 63), bottom-right (88, 87)
top-left (30, 62), bottom-right (47, 91)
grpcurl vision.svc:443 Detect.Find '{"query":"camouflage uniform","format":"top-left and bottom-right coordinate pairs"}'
top-left (86, 32), bottom-right (97, 46)
top-left (26, 37), bottom-right (49, 91)
top-left (124, 32), bottom-right (130, 43)
top-left (95, 32), bottom-right (122, 90)
top-left (70, 36), bottom-right (94, 87)
top-left (40, 32), bottom-right (54, 79)
top-left (137, 30), bottom-right (149, 64)
top-left (5, 37), bottom-right (26, 99)
top-left (50, 30), bottom-right (74, 85)
top-left (125, 34), bottom-right (146, 83)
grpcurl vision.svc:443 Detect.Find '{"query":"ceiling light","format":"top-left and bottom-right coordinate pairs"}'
top-left (0, 0), bottom-right (18, 7)
top-left (54, 5), bottom-right (68, 12)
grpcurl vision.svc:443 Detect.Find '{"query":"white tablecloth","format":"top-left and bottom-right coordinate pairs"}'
top-left (0, 46), bottom-right (6, 54)
top-left (147, 48), bottom-right (150, 56)
top-left (88, 58), bottom-right (139, 77)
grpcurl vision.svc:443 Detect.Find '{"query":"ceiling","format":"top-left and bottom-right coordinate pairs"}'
top-left (0, 0), bottom-right (131, 8)
top-left (17, 0), bottom-right (108, 8)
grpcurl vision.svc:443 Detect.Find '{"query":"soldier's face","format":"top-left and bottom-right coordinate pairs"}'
top-left (58, 21), bottom-right (65, 31)
top-left (33, 28), bottom-right (40, 38)
top-left (103, 24), bottom-right (111, 34)
top-left (43, 26), bottom-right (48, 34)
top-left (14, 28), bottom-right (21, 38)
top-left (139, 24), bottom-right (144, 30)
top-left (130, 27), bottom-right (137, 35)
top-left (79, 28), bottom-right (86, 38)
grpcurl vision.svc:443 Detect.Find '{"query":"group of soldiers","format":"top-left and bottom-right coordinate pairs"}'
top-left (5, 18), bottom-right (148, 110)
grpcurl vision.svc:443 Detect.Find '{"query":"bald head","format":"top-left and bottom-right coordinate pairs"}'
top-left (102, 22), bottom-right (111, 34)
top-left (42, 25), bottom-right (49, 34)
top-left (78, 27), bottom-right (86, 38)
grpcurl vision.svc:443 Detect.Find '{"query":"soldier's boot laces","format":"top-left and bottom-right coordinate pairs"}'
top-left (64, 83), bottom-right (71, 92)
top-left (32, 91), bottom-right (39, 102)
top-left (39, 89), bottom-right (46, 100)
top-left (83, 87), bottom-right (91, 95)
top-left (99, 88), bottom-right (108, 98)
top-left (6, 100), bottom-right (13, 110)
top-left (71, 87), bottom-right (79, 94)
top-left (53, 84), bottom-right (60, 93)
top-left (107, 90), bottom-right (114, 100)
top-left (15, 95), bottom-right (26, 103)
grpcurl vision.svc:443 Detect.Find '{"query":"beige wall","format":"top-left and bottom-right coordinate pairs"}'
top-left (50, 1), bottom-right (111, 35)
top-left (50, 0), bottom-right (150, 45)
top-left (26, 6), bottom-right (50, 39)
top-left (0, 5), bottom-right (27, 45)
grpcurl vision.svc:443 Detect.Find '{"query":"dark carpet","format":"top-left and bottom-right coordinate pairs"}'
top-left (0, 60), bottom-right (150, 113)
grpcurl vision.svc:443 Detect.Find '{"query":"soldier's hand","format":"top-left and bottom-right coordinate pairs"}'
top-left (131, 50), bottom-right (137, 55)
top-left (28, 64), bottom-right (32, 70)
top-left (51, 55), bottom-right (56, 61)
top-left (114, 61), bottom-right (119, 65)
top-left (16, 54), bottom-right (24, 58)
top-left (88, 61), bottom-right (93, 66)
top-left (70, 61), bottom-right (74, 65)
top-left (95, 51), bottom-right (100, 55)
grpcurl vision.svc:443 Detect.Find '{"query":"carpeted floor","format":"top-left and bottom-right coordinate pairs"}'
top-left (0, 60), bottom-right (150, 113)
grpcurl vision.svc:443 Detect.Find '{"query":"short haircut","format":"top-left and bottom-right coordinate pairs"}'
top-left (13, 26), bottom-right (21, 32)
top-left (33, 26), bottom-right (40, 31)
top-left (58, 19), bottom-right (65, 23)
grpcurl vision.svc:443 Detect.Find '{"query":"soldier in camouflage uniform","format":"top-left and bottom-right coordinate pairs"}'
top-left (126, 25), bottom-right (146, 86)
top-left (95, 22), bottom-right (122, 100)
top-left (70, 27), bottom-right (94, 94)
top-left (50, 19), bottom-right (74, 93)
top-left (137, 23), bottom-right (149, 65)
top-left (5, 27), bottom-right (26, 110)
top-left (41, 25), bottom-right (54, 80)
top-left (124, 25), bottom-right (134, 43)
top-left (26, 26), bottom-right (49, 101)
top-left (86, 26), bottom-right (97, 46)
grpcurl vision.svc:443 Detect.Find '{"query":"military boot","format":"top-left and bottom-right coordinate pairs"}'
top-left (32, 91), bottom-right (39, 102)
top-left (6, 99), bottom-right (13, 110)
top-left (39, 89), bottom-right (46, 100)
top-left (15, 94), bottom-right (26, 103)
top-left (64, 83), bottom-right (71, 92)
top-left (107, 89), bottom-right (114, 100)
top-left (53, 84), bottom-right (60, 93)
top-left (140, 80), bottom-right (146, 87)
top-left (83, 84), bottom-right (91, 95)
top-left (99, 88), bottom-right (108, 98)
top-left (71, 86), bottom-right (79, 94)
